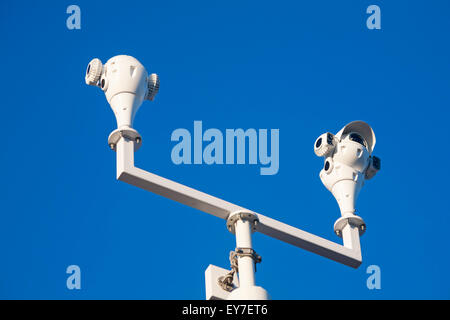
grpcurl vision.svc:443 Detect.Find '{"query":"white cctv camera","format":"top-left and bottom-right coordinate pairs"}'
top-left (314, 121), bottom-right (381, 237)
top-left (85, 55), bottom-right (160, 149)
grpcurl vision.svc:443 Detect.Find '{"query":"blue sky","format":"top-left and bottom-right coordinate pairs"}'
top-left (1, 0), bottom-right (449, 299)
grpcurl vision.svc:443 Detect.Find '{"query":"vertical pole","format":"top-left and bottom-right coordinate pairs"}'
top-left (116, 136), bottom-right (135, 178)
top-left (342, 223), bottom-right (361, 259)
top-left (234, 219), bottom-right (256, 288)
top-left (228, 216), bottom-right (269, 300)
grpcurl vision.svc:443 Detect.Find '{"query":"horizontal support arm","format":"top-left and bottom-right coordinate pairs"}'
top-left (255, 215), bottom-right (361, 268)
top-left (115, 136), bottom-right (362, 268)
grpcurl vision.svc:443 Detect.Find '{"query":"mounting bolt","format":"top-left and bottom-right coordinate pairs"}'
top-left (226, 211), bottom-right (259, 235)
top-left (108, 127), bottom-right (143, 152)
top-left (334, 215), bottom-right (366, 238)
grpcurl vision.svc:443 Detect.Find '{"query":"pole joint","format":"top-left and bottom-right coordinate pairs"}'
top-left (334, 215), bottom-right (366, 237)
top-left (226, 210), bottom-right (259, 234)
top-left (108, 127), bottom-right (142, 151)
top-left (235, 247), bottom-right (262, 271)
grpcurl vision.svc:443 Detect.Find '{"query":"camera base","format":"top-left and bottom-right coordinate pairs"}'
top-left (334, 215), bottom-right (366, 237)
top-left (108, 127), bottom-right (142, 151)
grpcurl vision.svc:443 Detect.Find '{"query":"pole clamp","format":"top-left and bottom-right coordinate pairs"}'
top-left (235, 247), bottom-right (262, 267)
top-left (226, 210), bottom-right (259, 234)
top-left (108, 127), bottom-right (142, 151)
top-left (217, 247), bottom-right (262, 292)
top-left (334, 215), bottom-right (366, 237)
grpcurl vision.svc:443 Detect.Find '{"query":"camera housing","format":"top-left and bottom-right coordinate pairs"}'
top-left (314, 121), bottom-right (381, 236)
top-left (314, 132), bottom-right (336, 157)
top-left (85, 55), bottom-right (159, 130)
top-left (365, 155), bottom-right (381, 180)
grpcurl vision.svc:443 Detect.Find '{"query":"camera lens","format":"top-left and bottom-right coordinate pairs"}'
top-left (327, 133), bottom-right (333, 145)
top-left (324, 161), bottom-right (330, 171)
top-left (86, 64), bottom-right (91, 75)
top-left (101, 79), bottom-right (105, 88)
top-left (349, 133), bottom-right (366, 147)
top-left (316, 138), bottom-right (322, 148)
top-left (372, 156), bottom-right (381, 170)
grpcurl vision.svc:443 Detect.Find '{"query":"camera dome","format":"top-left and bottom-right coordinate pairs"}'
top-left (85, 58), bottom-right (103, 86)
top-left (335, 121), bottom-right (376, 154)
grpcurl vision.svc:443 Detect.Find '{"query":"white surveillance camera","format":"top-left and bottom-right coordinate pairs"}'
top-left (85, 58), bottom-right (103, 86)
top-left (314, 132), bottom-right (337, 157)
top-left (146, 73), bottom-right (160, 101)
top-left (365, 155), bottom-right (381, 180)
top-left (323, 157), bottom-right (334, 174)
top-left (314, 121), bottom-right (381, 237)
top-left (85, 55), bottom-right (159, 130)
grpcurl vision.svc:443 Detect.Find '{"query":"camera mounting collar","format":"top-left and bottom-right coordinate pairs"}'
top-left (226, 211), bottom-right (259, 234)
top-left (334, 215), bottom-right (366, 237)
top-left (108, 127), bottom-right (142, 151)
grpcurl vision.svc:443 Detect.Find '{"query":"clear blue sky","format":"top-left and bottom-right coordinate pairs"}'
top-left (1, 0), bottom-right (449, 299)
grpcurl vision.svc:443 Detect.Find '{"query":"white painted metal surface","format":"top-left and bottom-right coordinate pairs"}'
top-left (114, 137), bottom-right (363, 269)
top-left (227, 217), bottom-right (270, 300)
top-left (234, 219), bottom-right (256, 288)
top-left (227, 283), bottom-right (270, 300)
top-left (86, 55), bottom-right (159, 129)
top-left (205, 265), bottom-right (239, 300)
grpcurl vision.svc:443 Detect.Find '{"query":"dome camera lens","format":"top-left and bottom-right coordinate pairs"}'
top-left (372, 156), bottom-right (381, 170)
top-left (327, 133), bottom-right (333, 145)
top-left (316, 138), bottom-right (322, 148)
top-left (349, 133), bottom-right (366, 147)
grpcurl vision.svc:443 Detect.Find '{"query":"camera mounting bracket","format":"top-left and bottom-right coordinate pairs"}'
top-left (334, 215), bottom-right (366, 237)
top-left (108, 127), bottom-right (142, 151)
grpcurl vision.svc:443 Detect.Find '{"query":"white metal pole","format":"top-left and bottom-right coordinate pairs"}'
top-left (114, 134), bottom-right (363, 268)
top-left (342, 223), bottom-right (361, 253)
top-left (234, 219), bottom-right (256, 288)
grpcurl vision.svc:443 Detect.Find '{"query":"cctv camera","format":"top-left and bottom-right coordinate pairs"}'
top-left (365, 155), bottom-right (381, 180)
top-left (314, 132), bottom-right (336, 157)
top-left (85, 55), bottom-right (160, 130)
top-left (85, 58), bottom-right (103, 86)
top-left (314, 121), bottom-right (381, 236)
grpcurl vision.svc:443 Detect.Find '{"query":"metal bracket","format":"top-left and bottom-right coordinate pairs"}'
top-left (226, 210), bottom-right (259, 234)
top-left (235, 247), bottom-right (262, 271)
top-left (108, 127), bottom-right (142, 151)
top-left (334, 215), bottom-right (366, 237)
top-left (217, 246), bottom-right (262, 293)
top-left (206, 264), bottom-right (238, 299)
